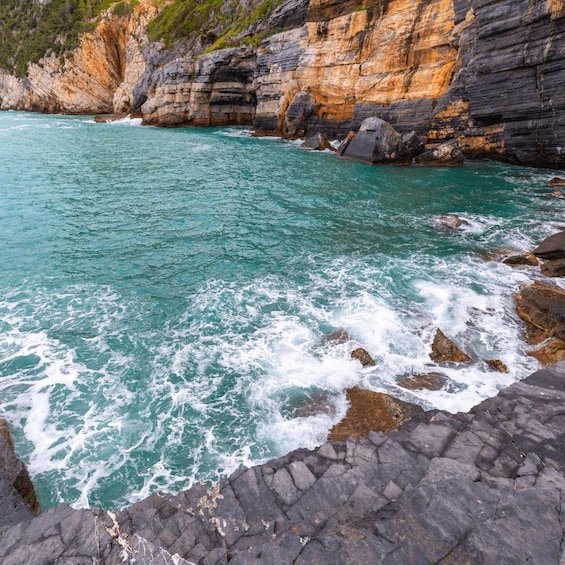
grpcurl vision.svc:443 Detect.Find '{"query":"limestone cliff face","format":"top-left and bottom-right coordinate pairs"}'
top-left (0, 1), bottom-right (158, 114)
top-left (1, 0), bottom-right (564, 167)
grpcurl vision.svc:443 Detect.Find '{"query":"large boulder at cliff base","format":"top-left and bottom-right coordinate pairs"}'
top-left (327, 387), bottom-right (423, 441)
top-left (415, 140), bottom-right (464, 166)
top-left (532, 231), bottom-right (565, 261)
top-left (284, 89), bottom-right (316, 136)
top-left (301, 132), bottom-right (331, 151)
top-left (402, 130), bottom-right (425, 159)
top-left (430, 328), bottom-right (472, 364)
top-left (336, 131), bottom-right (356, 156)
top-left (342, 117), bottom-right (408, 164)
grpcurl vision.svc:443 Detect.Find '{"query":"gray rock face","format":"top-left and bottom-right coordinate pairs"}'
top-left (533, 231), bottom-right (565, 261)
top-left (4, 363), bottom-right (565, 563)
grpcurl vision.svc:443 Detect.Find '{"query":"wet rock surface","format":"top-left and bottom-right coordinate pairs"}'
top-left (397, 372), bottom-right (450, 391)
top-left (327, 387), bottom-right (423, 441)
top-left (4, 363), bottom-right (565, 563)
top-left (429, 328), bottom-right (472, 364)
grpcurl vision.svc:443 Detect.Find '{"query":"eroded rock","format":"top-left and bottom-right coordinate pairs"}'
top-left (485, 359), bottom-right (508, 373)
top-left (301, 132), bottom-right (331, 151)
top-left (322, 329), bottom-right (351, 345)
top-left (541, 258), bottom-right (565, 277)
top-left (415, 140), bottom-right (464, 166)
top-left (431, 214), bottom-right (470, 231)
top-left (350, 347), bottom-right (376, 367)
top-left (429, 328), bottom-right (472, 364)
top-left (327, 387), bottom-right (423, 441)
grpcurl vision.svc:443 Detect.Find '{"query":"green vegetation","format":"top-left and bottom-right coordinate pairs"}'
top-left (147, 0), bottom-right (284, 50)
top-left (0, 0), bottom-right (139, 77)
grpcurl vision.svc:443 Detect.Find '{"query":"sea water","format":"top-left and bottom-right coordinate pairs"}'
top-left (0, 111), bottom-right (563, 510)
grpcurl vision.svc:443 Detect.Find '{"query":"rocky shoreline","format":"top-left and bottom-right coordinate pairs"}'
top-left (1, 230), bottom-right (565, 563)
top-left (2, 360), bottom-right (565, 564)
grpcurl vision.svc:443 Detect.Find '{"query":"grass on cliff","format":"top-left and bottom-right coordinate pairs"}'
top-left (0, 0), bottom-right (139, 77)
top-left (147, 0), bottom-right (284, 50)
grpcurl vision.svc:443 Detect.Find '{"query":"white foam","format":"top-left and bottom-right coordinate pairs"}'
top-left (106, 116), bottom-right (143, 126)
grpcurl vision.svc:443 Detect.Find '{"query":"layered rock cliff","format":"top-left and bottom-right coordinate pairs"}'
top-left (1, 0), bottom-right (564, 167)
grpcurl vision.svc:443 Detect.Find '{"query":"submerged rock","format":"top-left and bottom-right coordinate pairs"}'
top-left (549, 177), bottom-right (565, 186)
top-left (429, 328), bottom-right (472, 364)
top-left (342, 117), bottom-right (408, 164)
top-left (327, 387), bottom-right (423, 441)
top-left (503, 252), bottom-right (539, 267)
top-left (415, 140), bottom-right (464, 166)
top-left (397, 372), bottom-right (450, 391)
top-left (301, 132), bottom-right (331, 151)
top-left (431, 214), bottom-right (470, 231)
top-left (350, 347), bottom-right (376, 367)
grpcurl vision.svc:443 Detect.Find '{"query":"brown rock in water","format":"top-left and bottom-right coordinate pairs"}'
top-left (397, 372), bottom-right (449, 391)
top-left (429, 329), bottom-right (472, 364)
top-left (0, 419), bottom-right (40, 514)
top-left (328, 387), bottom-right (423, 441)
top-left (532, 231), bottom-right (565, 261)
top-left (486, 359), bottom-right (508, 373)
top-left (549, 178), bottom-right (565, 186)
top-left (415, 140), bottom-right (464, 166)
top-left (541, 258), bottom-right (565, 278)
top-left (515, 283), bottom-right (565, 342)
top-left (503, 252), bottom-right (539, 267)
top-left (351, 347), bottom-right (376, 367)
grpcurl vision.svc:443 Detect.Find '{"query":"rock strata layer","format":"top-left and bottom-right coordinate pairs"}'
top-left (1, 0), bottom-right (564, 167)
top-left (4, 363), bottom-right (565, 563)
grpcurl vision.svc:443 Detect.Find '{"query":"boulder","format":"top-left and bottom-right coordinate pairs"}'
top-left (402, 130), bottom-right (425, 159)
top-left (397, 372), bottom-right (449, 391)
top-left (503, 252), bottom-right (539, 267)
top-left (431, 214), bottom-right (470, 231)
top-left (485, 359), bottom-right (508, 373)
top-left (529, 338), bottom-right (565, 366)
top-left (342, 117), bottom-right (408, 164)
top-left (301, 132), bottom-right (331, 151)
top-left (415, 140), bottom-right (464, 166)
top-left (350, 347), bottom-right (376, 367)
top-left (549, 177), bottom-right (565, 186)
top-left (284, 89), bottom-right (316, 136)
top-left (541, 258), bottom-right (565, 277)
top-left (336, 131), bottom-right (356, 156)
top-left (532, 231), bottom-right (565, 261)
top-left (429, 329), bottom-right (472, 364)
top-left (327, 387), bottom-right (423, 441)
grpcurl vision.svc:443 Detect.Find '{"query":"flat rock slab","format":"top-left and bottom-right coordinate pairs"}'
top-left (397, 371), bottom-right (450, 390)
top-left (516, 283), bottom-right (565, 341)
top-left (4, 363), bottom-right (565, 563)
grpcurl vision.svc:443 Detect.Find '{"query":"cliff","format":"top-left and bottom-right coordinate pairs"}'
top-left (2, 0), bottom-right (563, 167)
top-left (2, 361), bottom-right (565, 563)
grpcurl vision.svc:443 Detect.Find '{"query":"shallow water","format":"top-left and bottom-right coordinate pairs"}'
top-left (0, 111), bottom-right (564, 510)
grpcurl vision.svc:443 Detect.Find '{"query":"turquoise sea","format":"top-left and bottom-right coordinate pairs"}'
top-left (0, 111), bottom-right (564, 510)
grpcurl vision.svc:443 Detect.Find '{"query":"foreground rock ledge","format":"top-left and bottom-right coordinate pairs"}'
top-left (3, 362), bottom-right (565, 564)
